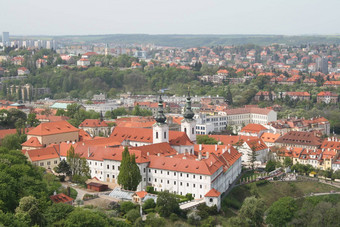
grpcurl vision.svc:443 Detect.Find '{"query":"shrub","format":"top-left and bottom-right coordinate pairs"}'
top-left (144, 208), bottom-right (155, 214)
top-left (142, 199), bottom-right (156, 210)
top-left (169, 213), bottom-right (179, 222)
top-left (146, 186), bottom-right (154, 193)
top-left (120, 201), bottom-right (136, 214)
top-left (125, 209), bottom-right (140, 223)
top-left (255, 180), bottom-right (269, 186)
top-left (225, 197), bottom-right (242, 209)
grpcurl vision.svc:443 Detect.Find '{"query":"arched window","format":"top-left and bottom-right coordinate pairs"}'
top-left (156, 132), bottom-right (158, 139)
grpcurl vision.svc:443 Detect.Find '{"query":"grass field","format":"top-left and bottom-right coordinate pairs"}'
top-left (222, 181), bottom-right (340, 213)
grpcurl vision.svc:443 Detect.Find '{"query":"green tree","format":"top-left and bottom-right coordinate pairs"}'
top-left (26, 113), bottom-right (39, 127)
top-left (156, 191), bottom-right (180, 217)
top-left (265, 160), bottom-right (276, 172)
top-left (196, 135), bottom-right (219, 144)
top-left (2, 133), bottom-right (26, 150)
top-left (118, 147), bottom-right (141, 191)
top-left (142, 198), bottom-right (156, 210)
top-left (239, 196), bottom-right (265, 227)
top-left (120, 201), bottom-right (136, 214)
top-left (54, 159), bottom-right (71, 176)
top-left (283, 157), bottom-right (293, 168)
top-left (266, 196), bottom-right (297, 227)
top-left (15, 196), bottom-right (45, 226)
top-left (67, 146), bottom-right (90, 183)
top-left (44, 202), bottom-right (74, 225)
top-left (64, 208), bottom-right (109, 227)
top-left (125, 209), bottom-right (140, 223)
top-left (226, 87), bottom-right (233, 105)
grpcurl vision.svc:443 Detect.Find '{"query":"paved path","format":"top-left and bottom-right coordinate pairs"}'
top-left (61, 182), bottom-right (95, 201)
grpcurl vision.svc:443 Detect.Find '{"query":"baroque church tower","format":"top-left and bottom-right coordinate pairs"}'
top-left (181, 91), bottom-right (196, 143)
top-left (153, 95), bottom-right (169, 144)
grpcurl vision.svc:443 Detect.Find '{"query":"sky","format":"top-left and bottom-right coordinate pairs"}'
top-left (1, 0), bottom-right (340, 36)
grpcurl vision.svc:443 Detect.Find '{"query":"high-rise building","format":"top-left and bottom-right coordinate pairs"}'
top-left (316, 56), bottom-right (328, 74)
top-left (2, 32), bottom-right (9, 47)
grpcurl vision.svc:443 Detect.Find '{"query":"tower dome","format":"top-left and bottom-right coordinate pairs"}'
top-left (155, 95), bottom-right (166, 124)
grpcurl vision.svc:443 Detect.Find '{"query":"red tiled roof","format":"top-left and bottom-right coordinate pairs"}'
top-left (317, 91), bottom-right (338, 97)
top-left (225, 107), bottom-right (272, 115)
top-left (27, 121), bottom-right (79, 136)
top-left (205, 188), bottom-right (221, 197)
top-left (208, 135), bottom-right (257, 146)
top-left (24, 146), bottom-right (59, 161)
top-left (245, 139), bottom-right (268, 151)
top-left (0, 128), bottom-right (32, 140)
top-left (50, 193), bottom-right (74, 204)
top-left (261, 133), bottom-right (281, 143)
top-left (22, 137), bottom-right (43, 147)
top-left (240, 124), bottom-right (268, 133)
top-left (79, 119), bottom-right (108, 127)
top-left (36, 115), bottom-right (69, 122)
top-left (135, 191), bottom-right (148, 198)
top-left (275, 131), bottom-right (322, 146)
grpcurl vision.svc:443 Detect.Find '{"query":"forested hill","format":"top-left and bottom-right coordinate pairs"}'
top-left (13, 34), bottom-right (340, 47)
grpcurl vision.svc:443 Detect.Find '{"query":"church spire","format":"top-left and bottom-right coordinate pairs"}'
top-left (183, 89), bottom-right (194, 120)
top-left (155, 95), bottom-right (166, 124)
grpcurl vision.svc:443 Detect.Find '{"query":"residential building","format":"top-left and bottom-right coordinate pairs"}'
top-left (79, 119), bottom-right (111, 137)
top-left (274, 131), bottom-right (322, 149)
top-left (317, 91), bottom-right (338, 104)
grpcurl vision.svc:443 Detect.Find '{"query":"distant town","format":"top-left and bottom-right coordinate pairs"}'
top-left (1, 31), bottom-right (340, 226)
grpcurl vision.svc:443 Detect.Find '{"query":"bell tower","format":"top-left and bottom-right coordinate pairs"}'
top-left (153, 95), bottom-right (169, 144)
top-left (181, 90), bottom-right (196, 143)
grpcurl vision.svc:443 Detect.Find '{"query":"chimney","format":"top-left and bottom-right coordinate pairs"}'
top-left (183, 156), bottom-right (187, 160)
top-left (87, 147), bottom-right (90, 157)
top-left (215, 144), bottom-right (217, 151)
top-left (228, 148), bottom-right (231, 154)
top-left (147, 152), bottom-right (149, 156)
top-left (157, 153), bottom-right (160, 156)
top-left (206, 152), bottom-right (209, 158)
top-left (199, 144), bottom-right (202, 151)
top-left (222, 149), bottom-right (225, 154)
top-left (198, 151), bottom-right (202, 160)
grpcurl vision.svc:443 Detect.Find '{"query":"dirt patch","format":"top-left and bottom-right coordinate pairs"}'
top-left (83, 197), bottom-right (113, 209)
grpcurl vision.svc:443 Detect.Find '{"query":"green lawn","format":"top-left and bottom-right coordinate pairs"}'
top-left (223, 181), bottom-right (340, 212)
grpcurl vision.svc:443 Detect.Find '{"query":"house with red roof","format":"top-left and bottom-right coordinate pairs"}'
top-left (323, 80), bottom-right (340, 88)
top-left (317, 91), bottom-right (338, 104)
top-left (50, 193), bottom-right (74, 205)
top-left (239, 123), bottom-right (269, 137)
top-left (237, 138), bottom-right (269, 167)
top-left (282, 92), bottom-right (311, 101)
top-left (22, 121), bottom-right (80, 149)
top-left (17, 67), bottom-right (30, 75)
top-left (79, 119), bottom-right (111, 137)
top-left (254, 91), bottom-right (276, 101)
top-left (77, 58), bottom-right (90, 66)
top-left (23, 146), bottom-right (60, 169)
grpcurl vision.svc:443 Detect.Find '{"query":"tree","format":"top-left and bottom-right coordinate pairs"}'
top-left (249, 145), bottom-right (258, 170)
top-left (142, 198), bottom-right (156, 210)
top-left (125, 209), bottom-right (140, 223)
top-left (15, 196), bottom-right (45, 226)
top-left (265, 160), bottom-right (276, 172)
top-left (55, 159), bottom-right (71, 176)
top-left (156, 191), bottom-right (180, 217)
top-left (283, 157), bottom-right (293, 168)
top-left (66, 146), bottom-right (90, 183)
top-left (226, 86), bottom-right (233, 105)
top-left (129, 154), bottom-right (142, 191)
top-left (45, 202), bottom-right (74, 225)
top-left (266, 196), bottom-right (297, 227)
top-left (118, 147), bottom-right (141, 191)
top-left (239, 196), bottom-right (265, 227)
top-left (64, 208), bottom-right (109, 227)
top-left (2, 133), bottom-right (26, 150)
top-left (17, 85), bottom-right (22, 101)
top-left (196, 135), bottom-right (219, 144)
top-left (26, 113), bottom-right (39, 127)
top-left (120, 201), bottom-right (136, 214)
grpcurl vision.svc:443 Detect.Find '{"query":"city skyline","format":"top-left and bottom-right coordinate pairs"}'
top-left (1, 0), bottom-right (340, 36)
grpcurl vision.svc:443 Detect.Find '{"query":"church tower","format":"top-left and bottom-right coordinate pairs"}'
top-left (153, 95), bottom-right (169, 144)
top-left (181, 91), bottom-right (196, 143)
top-left (105, 43), bottom-right (109, 56)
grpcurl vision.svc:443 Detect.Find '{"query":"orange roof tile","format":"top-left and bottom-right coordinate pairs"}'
top-left (50, 193), bottom-right (74, 203)
top-left (22, 137), bottom-right (44, 147)
top-left (24, 146), bottom-right (59, 161)
top-left (240, 124), bottom-right (268, 134)
top-left (27, 121), bottom-right (79, 136)
top-left (205, 188), bottom-right (221, 197)
top-left (79, 119), bottom-right (108, 127)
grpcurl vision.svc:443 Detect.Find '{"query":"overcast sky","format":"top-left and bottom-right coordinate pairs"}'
top-left (1, 0), bottom-right (339, 36)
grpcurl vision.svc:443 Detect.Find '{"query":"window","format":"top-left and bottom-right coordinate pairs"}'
top-left (192, 127), bottom-right (194, 134)
top-left (167, 180), bottom-right (169, 184)
top-left (143, 168), bottom-right (146, 173)
top-left (95, 162), bottom-right (97, 166)
top-left (174, 181), bottom-right (176, 185)
top-left (161, 180), bottom-right (163, 183)
top-left (187, 174), bottom-right (189, 178)
top-left (156, 132), bottom-right (158, 139)
top-left (184, 128), bottom-right (187, 133)
top-left (155, 179), bottom-right (157, 182)
top-left (193, 175), bottom-right (195, 179)
top-left (200, 176), bottom-right (202, 180)
top-left (148, 178), bottom-right (151, 182)
top-left (180, 182), bottom-right (182, 186)
top-left (54, 160), bottom-right (58, 164)
top-left (174, 172), bottom-right (176, 176)
top-left (161, 171), bottom-right (163, 174)
top-left (149, 169), bottom-right (151, 173)
top-left (112, 165), bottom-right (115, 170)
top-left (167, 171), bottom-right (169, 175)
top-left (107, 165), bottom-right (109, 169)
top-left (187, 183), bottom-right (189, 187)
top-left (200, 185), bottom-right (202, 189)
top-left (144, 178), bottom-right (146, 181)
top-left (47, 161), bottom-right (51, 165)
top-left (40, 162), bottom-right (44, 166)
top-left (209, 198), bottom-right (213, 202)
top-left (118, 166), bottom-right (120, 170)
top-left (180, 173), bottom-right (182, 177)
top-left (100, 163), bottom-right (102, 166)
top-left (107, 174), bottom-right (109, 178)
top-left (193, 184), bottom-right (195, 188)
top-left (164, 132), bottom-right (166, 139)
top-left (155, 170), bottom-right (157, 173)
top-left (112, 175), bottom-right (115, 178)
